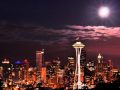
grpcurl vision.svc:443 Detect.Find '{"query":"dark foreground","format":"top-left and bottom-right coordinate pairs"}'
top-left (0, 81), bottom-right (120, 90)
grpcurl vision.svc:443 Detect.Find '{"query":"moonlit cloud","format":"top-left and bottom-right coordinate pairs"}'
top-left (0, 24), bottom-right (120, 45)
top-left (67, 25), bottom-right (120, 40)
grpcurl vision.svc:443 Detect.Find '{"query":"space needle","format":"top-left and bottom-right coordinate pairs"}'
top-left (73, 41), bottom-right (85, 89)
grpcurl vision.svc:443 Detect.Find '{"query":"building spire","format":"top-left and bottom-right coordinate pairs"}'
top-left (97, 53), bottom-right (102, 59)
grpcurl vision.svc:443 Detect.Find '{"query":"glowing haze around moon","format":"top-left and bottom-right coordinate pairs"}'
top-left (98, 6), bottom-right (110, 18)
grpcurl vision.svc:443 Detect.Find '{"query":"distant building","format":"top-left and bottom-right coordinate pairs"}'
top-left (14, 60), bottom-right (24, 82)
top-left (64, 57), bottom-right (75, 89)
top-left (36, 50), bottom-right (44, 83)
top-left (41, 67), bottom-right (46, 83)
top-left (23, 59), bottom-right (29, 82)
top-left (97, 53), bottom-right (103, 73)
top-left (0, 66), bottom-right (3, 79)
top-left (36, 51), bottom-right (44, 71)
top-left (87, 61), bottom-right (95, 72)
top-left (80, 49), bottom-right (87, 67)
top-left (2, 58), bottom-right (11, 81)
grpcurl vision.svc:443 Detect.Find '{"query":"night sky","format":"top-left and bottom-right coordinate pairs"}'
top-left (0, 0), bottom-right (120, 67)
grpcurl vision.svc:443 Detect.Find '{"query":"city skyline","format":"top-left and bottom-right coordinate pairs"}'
top-left (0, 0), bottom-right (120, 67)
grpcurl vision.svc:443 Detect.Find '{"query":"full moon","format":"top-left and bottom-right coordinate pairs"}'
top-left (98, 6), bottom-right (110, 18)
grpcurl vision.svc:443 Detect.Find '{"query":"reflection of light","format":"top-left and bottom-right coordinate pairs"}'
top-left (98, 6), bottom-right (110, 18)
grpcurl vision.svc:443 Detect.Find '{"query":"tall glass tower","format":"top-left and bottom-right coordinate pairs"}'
top-left (36, 50), bottom-right (44, 83)
top-left (36, 51), bottom-right (44, 71)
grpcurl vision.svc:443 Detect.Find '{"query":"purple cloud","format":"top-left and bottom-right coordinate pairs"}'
top-left (0, 24), bottom-right (120, 45)
top-left (67, 25), bottom-right (120, 40)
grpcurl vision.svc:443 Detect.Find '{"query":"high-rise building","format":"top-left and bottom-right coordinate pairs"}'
top-left (64, 57), bottom-right (75, 89)
top-left (14, 60), bottom-right (24, 83)
top-left (0, 67), bottom-right (3, 79)
top-left (80, 49), bottom-right (86, 67)
top-left (36, 50), bottom-right (44, 83)
top-left (67, 57), bottom-right (75, 68)
top-left (23, 59), bottom-right (29, 82)
top-left (97, 53), bottom-right (103, 72)
top-left (41, 67), bottom-right (46, 83)
top-left (36, 50), bottom-right (44, 71)
top-left (95, 53), bottom-right (105, 84)
top-left (2, 58), bottom-right (10, 81)
top-left (107, 60), bottom-right (113, 82)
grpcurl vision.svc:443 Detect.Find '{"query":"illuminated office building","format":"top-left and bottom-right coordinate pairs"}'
top-left (23, 59), bottom-right (29, 82)
top-left (14, 60), bottom-right (24, 82)
top-left (2, 58), bottom-right (10, 81)
top-left (97, 53), bottom-right (103, 72)
top-left (36, 50), bottom-right (44, 71)
top-left (36, 50), bottom-right (44, 83)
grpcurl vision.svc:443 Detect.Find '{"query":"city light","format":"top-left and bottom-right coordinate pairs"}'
top-left (0, 43), bottom-right (120, 90)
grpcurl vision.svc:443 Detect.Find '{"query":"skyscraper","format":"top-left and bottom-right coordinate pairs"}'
top-left (2, 58), bottom-right (10, 81)
top-left (80, 49), bottom-right (86, 67)
top-left (14, 60), bottom-right (24, 82)
top-left (23, 59), bottom-right (29, 82)
top-left (97, 53), bottom-right (103, 72)
top-left (36, 50), bottom-right (44, 83)
top-left (36, 50), bottom-right (44, 71)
